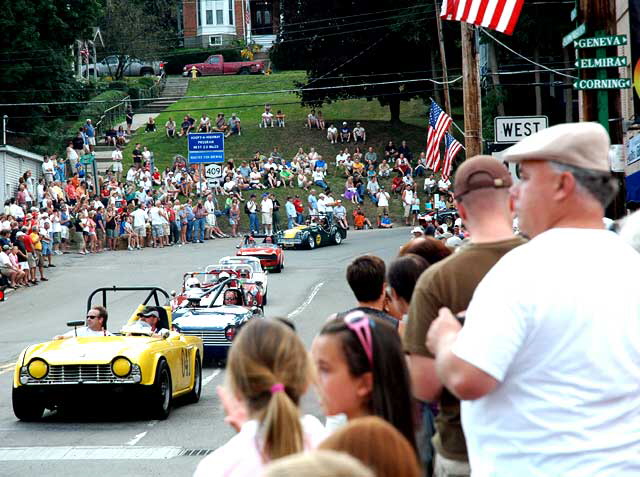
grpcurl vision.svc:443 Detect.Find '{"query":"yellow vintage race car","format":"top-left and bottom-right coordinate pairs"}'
top-left (12, 287), bottom-right (203, 421)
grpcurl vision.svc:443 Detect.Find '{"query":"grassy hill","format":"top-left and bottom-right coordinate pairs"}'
top-left (124, 72), bottom-right (446, 229)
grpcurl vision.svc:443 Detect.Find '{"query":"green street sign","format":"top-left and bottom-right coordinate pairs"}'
top-left (562, 23), bottom-right (586, 47)
top-left (80, 154), bottom-right (95, 165)
top-left (570, 7), bottom-right (577, 22)
top-left (573, 78), bottom-right (632, 90)
top-left (575, 56), bottom-right (629, 69)
top-left (574, 34), bottom-right (627, 49)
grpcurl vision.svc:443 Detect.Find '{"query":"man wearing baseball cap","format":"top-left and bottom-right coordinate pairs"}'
top-left (137, 307), bottom-right (169, 336)
top-left (427, 122), bottom-right (640, 476)
top-left (404, 155), bottom-right (525, 476)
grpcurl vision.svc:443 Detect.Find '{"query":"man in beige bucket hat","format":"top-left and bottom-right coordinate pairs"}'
top-left (426, 122), bottom-right (640, 477)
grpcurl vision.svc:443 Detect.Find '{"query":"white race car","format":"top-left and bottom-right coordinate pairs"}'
top-left (218, 256), bottom-right (269, 305)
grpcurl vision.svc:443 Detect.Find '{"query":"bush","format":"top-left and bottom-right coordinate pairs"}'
top-left (108, 81), bottom-right (128, 91)
top-left (162, 47), bottom-right (242, 74)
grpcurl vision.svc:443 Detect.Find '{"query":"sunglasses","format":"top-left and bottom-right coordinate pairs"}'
top-left (86, 315), bottom-right (99, 319)
top-left (343, 311), bottom-right (374, 367)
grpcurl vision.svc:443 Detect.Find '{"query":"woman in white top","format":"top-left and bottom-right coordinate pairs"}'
top-left (194, 319), bottom-right (327, 477)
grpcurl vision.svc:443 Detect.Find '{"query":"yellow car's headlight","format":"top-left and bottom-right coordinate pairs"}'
top-left (28, 359), bottom-right (48, 380)
top-left (112, 357), bottom-right (132, 377)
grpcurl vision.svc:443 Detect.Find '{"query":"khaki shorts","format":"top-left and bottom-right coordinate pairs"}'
top-left (0, 268), bottom-right (13, 277)
top-left (403, 204), bottom-right (411, 217)
top-left (262, 213), bottom-right (272, 225)
top-left (378, 205), bottom-right (389, 215)
top-left (27, 253), bottom-right (36, 268)
top-left (134, 226), bottom-right (146, 237)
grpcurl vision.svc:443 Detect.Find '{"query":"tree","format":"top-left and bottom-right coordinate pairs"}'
top-left (0, 0), bottom-right (101, 152)
top-left (271, 0), bottom-right (442, 123)
top-left (98, 0), bottom-right (179, 79)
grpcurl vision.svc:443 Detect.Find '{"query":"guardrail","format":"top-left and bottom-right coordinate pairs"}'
top-left (95, 95), bottom-right (131, 134)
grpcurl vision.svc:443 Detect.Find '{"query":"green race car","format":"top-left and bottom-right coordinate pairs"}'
top-left (275, 217), bottom-right (347, 250)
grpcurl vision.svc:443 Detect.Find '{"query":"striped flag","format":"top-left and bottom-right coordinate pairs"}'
top-left (441, 133), bottom-right (463, 181)
top-left (245, 0), bottom-right (251, 25)
top-left (440, 0), bottom-right (525, 35)
top-left (425, 100), bottom-right (452, 171)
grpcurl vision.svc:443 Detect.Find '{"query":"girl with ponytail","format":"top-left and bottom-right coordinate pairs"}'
top-left (194, 319), bottom-right (326, 477)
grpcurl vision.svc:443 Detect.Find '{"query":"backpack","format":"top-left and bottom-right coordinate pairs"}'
top-left (244, 201), bottom-right (251, 215)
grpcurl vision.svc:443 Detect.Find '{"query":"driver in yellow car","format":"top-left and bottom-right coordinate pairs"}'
top-left (53, 306), bottom-right (113, 339)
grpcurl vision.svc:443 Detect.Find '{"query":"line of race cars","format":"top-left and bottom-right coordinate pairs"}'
top-left (11, 220), bottom-right (348, 421)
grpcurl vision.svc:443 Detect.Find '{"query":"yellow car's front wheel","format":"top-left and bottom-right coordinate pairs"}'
top-left (12, 388), bottom-right (45, 421)
top-left (149, 361), bottom-right (172, 420)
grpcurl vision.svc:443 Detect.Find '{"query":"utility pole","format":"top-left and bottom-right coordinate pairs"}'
top-left (2, 115), bottom-right (7, 146)
top-left (461, 23), bottom-right (483, 157)
top-left (434, 0), bottom-right (451, 115)
top-left (76, 40), bottom-right (82, 78)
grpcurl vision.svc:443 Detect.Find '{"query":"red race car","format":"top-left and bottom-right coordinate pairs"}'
top-left (236, 235), bottom-right (285, 273)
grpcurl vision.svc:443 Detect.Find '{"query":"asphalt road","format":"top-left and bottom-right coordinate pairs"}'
top-left (0, 227), bottom-right (409, 476)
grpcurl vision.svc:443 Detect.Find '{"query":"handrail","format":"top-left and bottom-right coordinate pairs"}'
top-left (95, 95), bottom-right (131, 133)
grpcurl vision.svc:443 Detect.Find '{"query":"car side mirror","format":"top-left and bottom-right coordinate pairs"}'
top-left (159, 330), bottom-right (171, 339)
top-left (170, 290), bottom-right (176, 297)
top-left (67, 320), bottom-right (85, 327)
top-left (235, 245), bottom-right (240, 249)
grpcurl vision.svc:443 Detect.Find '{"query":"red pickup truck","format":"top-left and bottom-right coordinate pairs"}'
top-left (182, 55), bottom-right (265, 76)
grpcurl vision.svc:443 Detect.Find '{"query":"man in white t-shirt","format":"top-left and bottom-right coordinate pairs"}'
top-left (376, 186), bottom-right (390, 227)
top-left (130, 204), bottom-right (148, 249)
top-left (148, 200), bottom-right (166, 248)
top-left (427, 122), bottom-right (640, 477)
top-left (42, 156), bottom-right (55, 184)
top-left (54, 306), bottom-right (113, 339)
top-left (111, 146), bottom-right (123, 181)
top-left (326, 124), bottom-right (338, 144)
top-left (260, 193), bottom-right (273, 235)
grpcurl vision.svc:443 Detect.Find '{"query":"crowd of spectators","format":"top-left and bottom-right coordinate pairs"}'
top-left (192, 122), bottom-right (640, 477)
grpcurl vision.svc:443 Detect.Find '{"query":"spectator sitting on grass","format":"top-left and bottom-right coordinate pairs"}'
top-left (380, 213), bottom-right (393, 229)
top-left (198, 113), bottom-right (211, 133)
top-left (116, 126), bottom-right (127, 145)
top-left (249, 167), bottom-right (267, 189)
top-left (312, 166), bottom-right (328, 190)
top-left (353, 207), bottom-right (373, 230)
top-left (227, 113), bottom-right (241, 137)
top-left (144, 116), bottom-right (156, 133)
top-left (261, 109), bottom-right (274, 128)
top-left (353, 122), bottom-right (366, 143)
top-left (327, 123), bottom-right (338, 144)
top-left (297, 170), bottom-right (312, 191)
top-left (317, 110), bottom-right (325, 130)
top-left (280, 167), bottom-right (294, 188)
top-left (266, 169), bottom-right (282, 189)
top-left (213, 113), bottom-right (228, 133)
top-left (378, 159), bottom-right (391, 178)
top-left (179, 116), bottom-right (192, 136)
top-left (276, 110), bottom-right (286, 127)
top-left (307, 110), bottom-right (319, 129)
top-left (165, 117), bottom-right (176, 138)
top-left (340, 122), bottom-right (352, 143)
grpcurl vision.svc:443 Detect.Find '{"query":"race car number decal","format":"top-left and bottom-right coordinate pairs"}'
top-left (315, 234), bottom-right (322, 245)
top-left (181, 348), bottom-right (191, 377)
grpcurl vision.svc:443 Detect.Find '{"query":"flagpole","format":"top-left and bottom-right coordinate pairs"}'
top-left (434, 0), bottom-right (452, 116)
top-left (461, 23), bottom-right (483, 157)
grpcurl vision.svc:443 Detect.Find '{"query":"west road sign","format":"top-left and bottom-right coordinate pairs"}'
top-left (494, 116), bottom-right (549, 144)
top-left (575, 56), bottom-right (628, 69)
top-left (574, 34), bottom-right (628, 49)
top-left (562, 23), bottom-right (586, 48)
top-left (573, 78), bottom-right (632, 90)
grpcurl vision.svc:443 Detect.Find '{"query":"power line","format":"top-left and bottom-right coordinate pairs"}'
top-left (0, 76), bottom-right (464, 108)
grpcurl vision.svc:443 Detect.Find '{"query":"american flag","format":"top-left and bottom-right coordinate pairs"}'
top-left (245, 0), bottom-right (251, 25)
top-left (425, 100), bottom-right (452, 171)
top-left (441, 133), bottom-right (463, 181)
top-left (440, 0), bottom-right (525, 35)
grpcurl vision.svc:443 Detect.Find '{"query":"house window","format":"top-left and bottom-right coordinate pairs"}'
top-left (197, 2), bottom-right (201, 26)
top-left (228, 0), bottom-right (234, 25)
top-left (216, 9), bottom-right (224, 24)
top-left (251, 1), bottom-right (274, 35)
top-left (206, 9), bottom-right (214, 24)
top-left (209, 36), bottom-right (222, 46)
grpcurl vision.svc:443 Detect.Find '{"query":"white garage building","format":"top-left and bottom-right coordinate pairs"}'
top-left (0, 145), bottom-right (43, 207)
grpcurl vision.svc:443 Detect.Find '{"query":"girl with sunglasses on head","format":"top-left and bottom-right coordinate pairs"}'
top-left (194, 319), bottom-right (326, 477)
top-left (311, 311), bottom-right (416, 450)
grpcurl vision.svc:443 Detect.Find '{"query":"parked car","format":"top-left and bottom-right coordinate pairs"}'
top-left (275, 216), bottom-right (347, 250)
top-left (236, 235), bottom-right (284, 273)
top-left (11, 287), bottom-right (203, 421)
top-left (82, 55), bottom-right (165, 77)
top-left (182, 54), bottom-right (265, 76)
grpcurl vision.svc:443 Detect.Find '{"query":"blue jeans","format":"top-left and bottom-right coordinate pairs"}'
top-left (249, 213), bottom-right (259, 234)
top-left (288, 217), bottom-right (295, 229)
top-left (368, 192), bottom-right (378, 204)
top-left (315, 180), bottom-right (328, 190)
top-left (186, 219), bottom-right (195, 241)
top-left (296, 213), bottom-right (304, 224)
top-left (194, 218), bottom-right (205, 241)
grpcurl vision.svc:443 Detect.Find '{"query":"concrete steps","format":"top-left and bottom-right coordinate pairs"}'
top-left (137, 76), bottom-right (189, 114)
